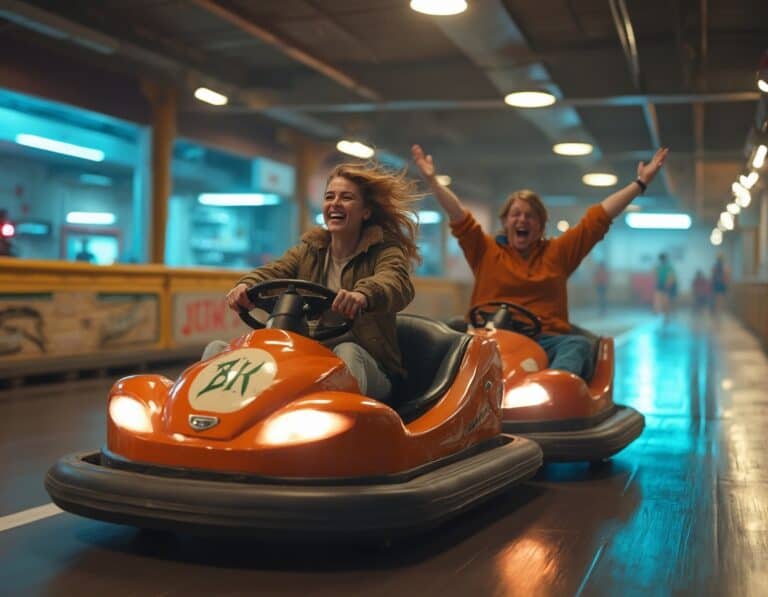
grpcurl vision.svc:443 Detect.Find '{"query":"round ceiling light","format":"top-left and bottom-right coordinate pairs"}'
top-left (504, 91), bottom-right (556, 108)
top-left (410, 0), bottom-right (467, 16)
top-left (582, 173), bottom-right (618, 187)
top-left (553, 142), bottom-right (593, 156)
top-left (336, 140), bottom-right (375, 159)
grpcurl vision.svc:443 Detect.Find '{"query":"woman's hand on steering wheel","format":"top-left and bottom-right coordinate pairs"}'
top-left (332, 289), bottom-right (367, 319)
top-left (226, 283), bottom-right (252, 312)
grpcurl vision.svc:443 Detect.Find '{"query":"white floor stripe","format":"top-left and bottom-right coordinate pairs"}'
top-left (0, 503), bottom-right (63, 532)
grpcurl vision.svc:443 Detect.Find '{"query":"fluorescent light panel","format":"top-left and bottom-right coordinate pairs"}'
top-left (625, 212), bottom-right (691, 229)
top-left (15, 133), bottom-right (104, 161)
top-left (198, 193), bottom-right (281, 206)
top-left (66, 211), bottom-right (115, 225)
top-left (194, 87), bottom-right (228, 106)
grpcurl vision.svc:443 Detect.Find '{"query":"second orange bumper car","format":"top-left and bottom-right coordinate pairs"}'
top-left (463, 302), bottom-right (644, 462)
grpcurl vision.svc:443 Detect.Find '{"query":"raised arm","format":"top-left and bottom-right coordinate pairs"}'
top-left (601, 147), bottom-right (670, 219)
top-left (411, 144), bottom-right (467, 224)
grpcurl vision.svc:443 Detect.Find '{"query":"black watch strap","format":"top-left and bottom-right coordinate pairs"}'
top-left (634, 178), bottom-right (647, 193)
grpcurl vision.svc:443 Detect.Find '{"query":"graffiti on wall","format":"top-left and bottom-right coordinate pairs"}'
top-left (0, 292), bottom-right (159, 358)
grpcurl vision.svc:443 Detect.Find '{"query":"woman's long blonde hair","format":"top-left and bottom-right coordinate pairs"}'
top-left (327, 162), bottom-right (423, 266)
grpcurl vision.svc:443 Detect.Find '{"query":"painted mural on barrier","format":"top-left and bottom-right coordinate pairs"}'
top-left (0, 292), bottom-right (159, 358)
top-left (173, 292), bottom-right (251, 345)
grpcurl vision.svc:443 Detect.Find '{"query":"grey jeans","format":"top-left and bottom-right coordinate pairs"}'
top-left (333, 342), bottom-right (392, 404)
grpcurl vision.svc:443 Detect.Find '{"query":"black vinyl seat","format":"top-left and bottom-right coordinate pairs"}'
top-left (393, 314), bottom-right (472, 422)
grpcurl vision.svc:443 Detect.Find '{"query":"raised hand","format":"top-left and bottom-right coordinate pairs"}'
top-left (411, 144), bottom-right (436, 179)
top-left (637, 147), bottom-right (669, 184)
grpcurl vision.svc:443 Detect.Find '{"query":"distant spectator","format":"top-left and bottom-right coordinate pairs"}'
top-left (654, 253), bottom-right (676, 321)
top-left (75, 238), bottom-right (96, 263)
top-left (593, 262), bottom-right (609, 314)
top-left (692, 270), bottom-right (710, 312)
top-left (711, 254), bottom-right (729, 314)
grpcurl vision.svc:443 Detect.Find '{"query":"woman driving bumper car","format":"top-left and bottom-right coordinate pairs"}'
top-left (44, 162), bottom-right (542, 539)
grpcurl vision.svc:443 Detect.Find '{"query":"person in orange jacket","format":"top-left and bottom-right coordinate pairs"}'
top-left (412, 144), bottom-right (668, 379)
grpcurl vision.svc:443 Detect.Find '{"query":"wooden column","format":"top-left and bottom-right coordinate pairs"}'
top-left (294, 136), bottom-right (325, 234)
top-left (142, 81), bottom-right (177, 264)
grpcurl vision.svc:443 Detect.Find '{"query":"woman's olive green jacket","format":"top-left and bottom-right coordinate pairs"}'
top-left (237, 225), bottom-right (414, 379)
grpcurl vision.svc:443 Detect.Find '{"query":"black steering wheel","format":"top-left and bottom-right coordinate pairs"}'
top-left (238, 279), bottom-right (352, 341)
top-left (468, 301), bottom-right (542, 338)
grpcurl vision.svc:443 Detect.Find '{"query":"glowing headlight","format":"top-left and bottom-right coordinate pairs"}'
top-left (109, 395), bottom-right (153, 433)
top-left (503, 383), bottom-right (549, 409)
top-left (259, 409), bottom-right (352, 446)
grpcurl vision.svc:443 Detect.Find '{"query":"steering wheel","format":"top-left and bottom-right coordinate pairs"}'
top-left (468, 301), bottom-right (542, 338)
top-left (238, 279), bottom-right (352, 341)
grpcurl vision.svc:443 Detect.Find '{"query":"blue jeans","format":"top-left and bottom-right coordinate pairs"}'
top-left (537, 334), bottom-right (594, 379)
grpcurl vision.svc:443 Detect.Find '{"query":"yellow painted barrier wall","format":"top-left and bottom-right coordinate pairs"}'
top-left (0, 258), bottom-right (470, 373)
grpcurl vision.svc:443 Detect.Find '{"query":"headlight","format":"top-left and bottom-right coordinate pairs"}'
top-left (109, 395), bottom-right (153, 433)
top-left (259, 409), bottom-right (352, 446)
top-left (503, 383), bottom-right (549, 409)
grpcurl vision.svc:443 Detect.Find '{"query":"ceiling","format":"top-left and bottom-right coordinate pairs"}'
top-left (1, 0), bottom-right (766, 225)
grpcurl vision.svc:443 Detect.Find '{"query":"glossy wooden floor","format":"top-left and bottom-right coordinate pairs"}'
top-left (1, 308), bottom-right (766, 596)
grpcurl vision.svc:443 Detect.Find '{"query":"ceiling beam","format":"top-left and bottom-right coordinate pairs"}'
top-left (189, 0), bottom-right (381, 102)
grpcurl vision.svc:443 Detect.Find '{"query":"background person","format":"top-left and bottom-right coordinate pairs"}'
top-left (711, 254), bottom-right (729, 314)
top-left (653, 253), bottom-right (676, 322)
top-left (411, 143), bottom-right (668, 380)
top-left (692, 270), bottom-right (711, 313)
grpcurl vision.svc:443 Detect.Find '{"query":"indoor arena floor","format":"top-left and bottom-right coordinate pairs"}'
top-left (1, 308), bottom-right (766, 596)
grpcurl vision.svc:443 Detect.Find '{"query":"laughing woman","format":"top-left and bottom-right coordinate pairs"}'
top-left (411, 143), bottom-right (668, 380)
top-left (225, 162), bottom-right (422, 404)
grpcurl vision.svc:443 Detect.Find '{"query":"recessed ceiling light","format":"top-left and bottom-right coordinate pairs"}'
top-left (553, 142), bottom-right (593, 156)
top-left (504, 91), bottom-right (556, 108)
top-left (336, 140), bottom-right (375, 159)
top-left (582, 172), bottom-right (617, 187)
top-left (758, 79), bottom-right (768, 93)
top-left (194, 87), bottom-right (228, 106)
top-left (410, 0), bottom-right (467, 16)
top-left (752, 144), bottom-right (767, 169)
